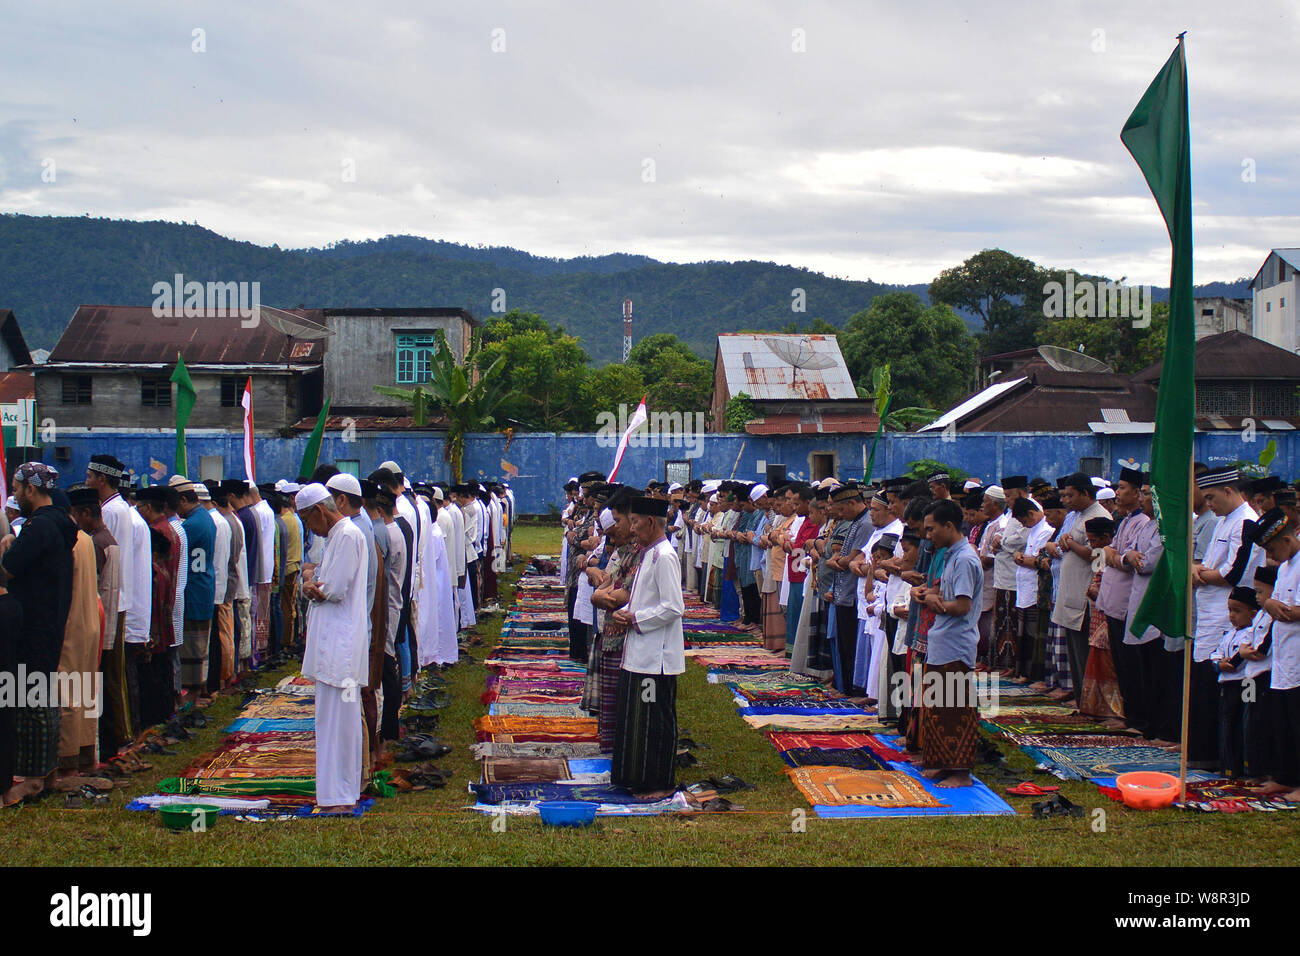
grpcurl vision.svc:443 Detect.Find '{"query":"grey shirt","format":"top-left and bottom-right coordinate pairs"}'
top-left (925, 538), bottom-right (984, 667)
top-left (833, 510), bottom-right (873, 608)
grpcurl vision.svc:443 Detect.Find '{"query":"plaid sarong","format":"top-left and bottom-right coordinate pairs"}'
top-left (181, 618), bottom-right (211, 688)
top-left (15, 705), bottom-right (60, 778)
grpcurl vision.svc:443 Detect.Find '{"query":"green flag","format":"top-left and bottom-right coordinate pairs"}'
top-left (299, 397), bottom-right (332, 480)
top-left (1125, 38), bottom-right (1194, 640)
top-left (171, 353), bottom-right (197, 476)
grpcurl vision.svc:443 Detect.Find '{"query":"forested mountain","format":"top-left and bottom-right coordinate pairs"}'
top-left (0, 214), bottom-right (928, 360)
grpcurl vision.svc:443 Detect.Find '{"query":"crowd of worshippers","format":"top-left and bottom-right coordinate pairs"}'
top-left (0, 453), bottom-right (514, 811)
top-left (564, 466), bottom-right (1300, 795)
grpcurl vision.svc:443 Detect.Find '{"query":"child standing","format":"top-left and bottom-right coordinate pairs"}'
top-left (1213, 587), bottom-right (1267, 777)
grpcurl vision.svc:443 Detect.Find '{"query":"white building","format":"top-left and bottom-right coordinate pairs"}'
top-left (1251, 249), bottom-right (1300, 352)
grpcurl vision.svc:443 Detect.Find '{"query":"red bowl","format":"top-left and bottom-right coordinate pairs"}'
top-left (1115, 771), bottom-right (1180, 809)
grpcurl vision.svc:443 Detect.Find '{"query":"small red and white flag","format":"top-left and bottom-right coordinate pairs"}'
top-left (608, 395), bottom-right (647, 482)
top-left (241, 377), bottom-right (256, 483)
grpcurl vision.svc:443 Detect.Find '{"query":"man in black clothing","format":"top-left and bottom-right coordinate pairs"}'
top-left (1, 462), bottom-right (76, 805)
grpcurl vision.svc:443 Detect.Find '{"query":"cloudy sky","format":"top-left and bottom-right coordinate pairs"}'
top-left (1, 1), bottom-right (1296, 285)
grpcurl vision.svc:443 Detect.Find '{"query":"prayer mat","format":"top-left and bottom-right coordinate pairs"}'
top-left (735, 687), bottom-right (840, 703)
top-left (224, 718), bottom-right (315, 733)
top-left (237, 694), bottom-right (316, 720)
top-left (742, 713), bottom-right (889, 732)
top-left (980, 703), bottom-right (1080, 717)
top-left (275, 675), bottom-right (317, 695)
top-left (468, 781), bottom-right (664, 805)
top-left (471, 742), bottom-right (603, 759)
top-left (811, 764), bottom-right (1015, 818)
top-left (1094, 778), bottom-right (1300, 812)
top-left (159, 775), bottom-right (318, 798)
top-left (739, 701), bottom-right (872, 715)
top-left (481, 757), bottom-right (571, 784)
top-left (779, 747), bottom-right (891, 771)
top-left (785, 767), bottom-right (945, 808)
top-left (490, 703), bottom-right (589, 717)
top-left (984, 716), bottom-right (1140, 737)
top-left (474, 715), bottom-right (598, 736)
top-left (182, 739), bottom-right (317, 780)
top-left (1022, 745), bottom-right (1197, 780)
top-left (768, 732), bottom-right (879, 751)
top-left (1012, 733), bottom-right (1151, 749)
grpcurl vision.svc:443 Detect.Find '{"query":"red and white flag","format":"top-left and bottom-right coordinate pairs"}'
top-left (241, 377), bottom-right (256, 483)
top-left (608, 395), bottom-right (647, 482)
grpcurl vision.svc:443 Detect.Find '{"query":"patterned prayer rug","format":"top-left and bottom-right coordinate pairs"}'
top-left (779, 747), bottom-right (891, 771)
top-left (767, 732), bottom-right (878, 751)
top-left (1022, 745), bottom-right (1195, 779)
top-left (481, 757), bottom-right (572, 784)
top-left (785, 767), bottom-right (945, 808)
top-left (741, 713), bottom-right (890, 732)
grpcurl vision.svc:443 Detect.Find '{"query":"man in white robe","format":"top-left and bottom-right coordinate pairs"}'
top-left (296, 484), bottom-right (369, 811)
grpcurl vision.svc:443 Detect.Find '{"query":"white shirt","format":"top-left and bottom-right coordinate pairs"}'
top-left (461, 501), bottom-right (480, 562)
top-left (253, 499), bottom-right (276, 585)
top-left (623, 538), bottom-right (686, 675)
top-left (124, 506), bottom-right (153, 644)
top-left (428, 521), bottom-right (458, 665)
top-left (1015, 518), bottom-right (1053, 609)
top-left (207, 504), bottom-right (231, 606)
top-left (230, 511), bottom-right (251, 602)
top-left (856, 518), bottom-right (903, 618)
top-left (1194, 502), bottom-right (1260, 661)
top-left (436, 506), bottom-right (463, 579)
top-left (302, 517), bottom-right (369, 688)
top-left (100, 493), bottom-right (133, 612)
top-left (1271, 551), bottom-right (1300, 691)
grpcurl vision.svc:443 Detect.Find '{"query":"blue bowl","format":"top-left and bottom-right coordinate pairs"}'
top-left (537, 800), bottom-right (598, 827)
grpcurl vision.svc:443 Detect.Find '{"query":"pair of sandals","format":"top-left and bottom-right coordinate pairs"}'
top-left (64, 786), bottom-right (110, 809)
top-left (1006, 781), bottom-right (1060, 796)
top-left (394, 734), bottom-right (453, 762)
top-left (1031, 793), bottom-right (1085, 819)
top-left (405, 691), bottom-right (452, 712)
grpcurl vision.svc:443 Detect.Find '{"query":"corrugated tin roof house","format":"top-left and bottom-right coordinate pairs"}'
top-left (36, 305), bottom-right (327, 432)
top-left (922, 332), bottom-right (1300, 434)
top-left (710, 333), bottom-right (877, 434)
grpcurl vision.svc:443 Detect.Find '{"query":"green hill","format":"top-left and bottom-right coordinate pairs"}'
top-left (0, 214), bottom-right (927, 362)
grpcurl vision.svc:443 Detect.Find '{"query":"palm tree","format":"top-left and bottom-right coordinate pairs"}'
top-left (375, 331), bottom-right (512, 481)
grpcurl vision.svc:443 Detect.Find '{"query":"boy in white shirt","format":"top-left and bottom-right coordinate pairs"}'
top-left (1213, 587), bottom-right (1267, 778)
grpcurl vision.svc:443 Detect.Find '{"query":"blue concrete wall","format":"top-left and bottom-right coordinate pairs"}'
top-left (44, 427), bottom-right (1299, 515)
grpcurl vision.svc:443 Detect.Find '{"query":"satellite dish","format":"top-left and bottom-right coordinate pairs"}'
top-left (764, 335), bottom-right (838, 381)
top-left (1036, 344), bottom-right (1113, 374)
top-left (256, 306), bottom-right (332, 339)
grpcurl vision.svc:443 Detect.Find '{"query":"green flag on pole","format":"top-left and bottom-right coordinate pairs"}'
top-left (171, 353), bottom-right (197, 476)
top-left (1125, 37), bottom-right (1194, 641)
top-left (299, 397), bottom-right (332, 480)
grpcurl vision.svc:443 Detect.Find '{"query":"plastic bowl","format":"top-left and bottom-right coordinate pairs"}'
top-left (1115, 771), bottom-right (1180, 810)
top-left (159, 803), bottom-right (222, 832)
top-left (537, 800), bottom-right (598, 827)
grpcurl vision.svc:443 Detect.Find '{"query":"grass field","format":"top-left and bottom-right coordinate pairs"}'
top-left (6, 521), bottom-right (1300, 866)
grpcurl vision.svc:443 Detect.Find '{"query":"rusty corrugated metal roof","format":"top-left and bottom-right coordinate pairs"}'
top-left (49, 305), bottom-right (327, 365)
top-left (715, 333), bottom-right (857, 401)
top-left (0, 370), bottom-right (33, 404)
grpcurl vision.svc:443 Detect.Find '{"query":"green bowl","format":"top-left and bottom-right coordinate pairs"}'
top-left (159, 803), bottom-right (221, 832)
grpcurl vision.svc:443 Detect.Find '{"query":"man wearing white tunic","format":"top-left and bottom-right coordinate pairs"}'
top-left (296, 484), bottom-right (369, 811)
top-left (422, 493), bottom-right (458, 665)
top-left (610, 496), bottom-right (685, 796)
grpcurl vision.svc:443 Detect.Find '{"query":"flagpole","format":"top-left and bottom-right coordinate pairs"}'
top-left (1178, 460), bottom-right (1194, 802)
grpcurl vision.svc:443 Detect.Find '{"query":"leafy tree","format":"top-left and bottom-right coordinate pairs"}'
top-left (478, 309), bottom-right (590, 430)
top-left (905, 459), bottom-right (970, 481)
top-left (724, 391), bottom-right (757, 432)
top-left (624, 332), bottom-right (714, 415)
top-left (1037, 293), bottom-right (1169, 374)
top-left (929, 248), bottom-right (1044, 355)
top-left (579, 363), bottom-right (645, 430)
top-left (778, 317), bottom-right (839, 334)
top-left (839, 292), bottom-right (975, 411)
top-left (855, 365), bottom-right (938, 431)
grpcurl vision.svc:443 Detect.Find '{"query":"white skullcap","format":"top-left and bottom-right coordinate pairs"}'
top-left (749, 483), bottom-right (769, 502)
top-left (403, 477), bottom-right (412, 490)
top-left (599, 508), bottom-right (616, 531)
top-left (963, 479), bottom-right (982, 491)
top-left (280, 481), bottom-right (301, 494)
top-left (379, 460), bottom-right (402, 475)
top-left (984, 485), bottom-right (1006, 501)
top-left (667, 482), bottom-right (683, 494)
top-left (4, 496), bottom-right (16, 510)
top-left (295, 483), bottom-right (330, 511)
top-left (194, 483), bottom-right (211, 501)
top-left (274, 479), bottom-right (288, 492)
top-left (1091, 476), bottom-right (1110, 488)
top-left (1097, 487), bottom-right (1117, 500)
top-left (702, 479), bottom-right (721, 493)
top-left (326, 473), bottom-right (362, 498)
top-left (431, 486), bottom-right (444, 501)
top-left (708, 493), bottom-right (719, 503)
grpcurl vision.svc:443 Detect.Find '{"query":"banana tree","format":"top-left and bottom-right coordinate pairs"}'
top-left (860, 365), bottom-right (939, 481)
